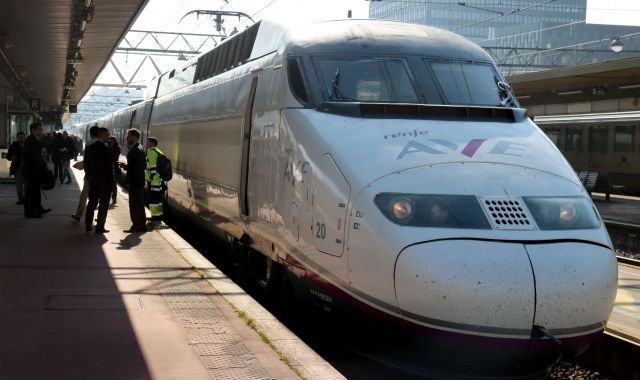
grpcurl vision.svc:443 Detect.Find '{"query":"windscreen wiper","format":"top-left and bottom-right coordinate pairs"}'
top-left (329, 67), bottom-right (356, 101)
top-left (496, 79), bottom-right (517, 107)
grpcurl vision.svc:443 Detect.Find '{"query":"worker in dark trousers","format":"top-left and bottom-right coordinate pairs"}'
top-left (120, 128), bottom-right (147, 233)
top-left (145, 137), bottom-right (165, 226)
top-left (84, 127), bottom-right (113, 234)
top-left (21, 123), bottom-right (51, 218)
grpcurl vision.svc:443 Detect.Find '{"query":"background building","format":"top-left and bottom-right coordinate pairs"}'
top-left (369, 0), bottom-right (640, 74)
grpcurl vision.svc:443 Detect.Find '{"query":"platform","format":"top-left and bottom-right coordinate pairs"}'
top-left (0, 167), bottom-right (340, 379)
top-left (608, 263), bottom-right (640, 344)
top-left (592, 192), bottom-right (640, 225)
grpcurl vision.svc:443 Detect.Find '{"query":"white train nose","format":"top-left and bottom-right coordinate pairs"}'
top-left (395, 239), bottom-right (537, 370)
top-left (394, 239), bottom-right (617, 370)
top-left (525, 242), bottom-right (617, 340)
top-left (395, 240), bottom-right (535, 338)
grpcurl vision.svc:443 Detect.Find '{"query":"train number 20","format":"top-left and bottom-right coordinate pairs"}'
top-left (315, 222), bottom-right (326, 240)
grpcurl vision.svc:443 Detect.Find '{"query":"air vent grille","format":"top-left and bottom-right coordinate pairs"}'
top-left (479, 197), bottom-right (536, 231)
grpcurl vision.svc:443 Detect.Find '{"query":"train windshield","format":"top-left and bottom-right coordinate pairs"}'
top-left (428, 61), bottom-right (513, 107)
top-left (315, 57), bottom-right (420, 103)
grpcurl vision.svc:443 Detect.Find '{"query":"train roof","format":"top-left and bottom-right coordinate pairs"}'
top-left (251, 19), bottom-right (493, 63)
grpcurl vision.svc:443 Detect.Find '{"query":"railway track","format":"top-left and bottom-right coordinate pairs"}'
top-left (605, 219), bottom-right (640, 265)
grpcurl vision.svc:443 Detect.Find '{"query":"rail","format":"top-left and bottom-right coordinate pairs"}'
top-left (604, 219), bottom-right (640, 265)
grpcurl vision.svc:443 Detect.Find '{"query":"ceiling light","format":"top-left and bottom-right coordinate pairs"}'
top-left (1, 35), bottom-right (13, 49)
top-left (67, 57), bottom-right (84, 65)
top-left (618, 84), bottom-right (640, 90)
top-left (611, 37), bottom-right (624, 53)
top-left (557, 90), bottom-right (582, 96)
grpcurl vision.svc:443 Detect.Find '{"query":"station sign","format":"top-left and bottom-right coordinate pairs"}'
top-left (30, 98), bottom-right (40, 112)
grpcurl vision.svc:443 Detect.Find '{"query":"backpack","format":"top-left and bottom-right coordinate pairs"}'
top-left (156, 152), bottom-right (173, 181)
top-left (40, 166), bottom-right (56, 190)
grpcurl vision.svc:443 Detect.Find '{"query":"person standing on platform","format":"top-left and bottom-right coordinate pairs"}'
top-left (50, 132), bottom-right (64, 182)
top-left (73, 135), bottom-right (82, 160)
top-left (59, 131), bottom-right (75, 184)
top-left (107, 136), bottom-right (121, 205)
top-left (71, 126), bottom-right (99, 221)
top-left (41, 132), bottom-right (52, 162)
top-left (7, 131), bottom-right (25, 205)
top-left (83, 127), bottom-right (113, 234)
top-left (21, 123), bottom-right (51, 218)
top-left (120, 128), bottom-right (147, 233)
top-left (145, 137), bottom-right (165, 225)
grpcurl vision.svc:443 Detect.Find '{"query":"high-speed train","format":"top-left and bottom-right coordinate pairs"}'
top-left (72, 20), bottom-right (618, 377)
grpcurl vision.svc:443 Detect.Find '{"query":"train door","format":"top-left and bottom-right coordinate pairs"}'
top-left (140, 100), bottom-right (154, 144)
top-left (246, 66), bottom-right (283, 224)
top-left (240, 77), bottom-right (259, 218)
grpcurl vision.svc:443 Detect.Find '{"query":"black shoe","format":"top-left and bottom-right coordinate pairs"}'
top-left (85, 225), bottom-right (92, 232)
top-left (65, 180), bottom-right (71, 184)
top-left (95, 228), bottom-right (109, 234)
top-left (25, 213), bottom-right (42, 218)
top-left (39, 208), bottom-right (52, 215)
top-left (71, 213), bottom-right (80, 221)
top-left (16, 201), bottom-right (24, 205)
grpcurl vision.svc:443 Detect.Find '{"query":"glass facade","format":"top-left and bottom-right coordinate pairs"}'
top-left (369, 1), bottom-right (640, 73)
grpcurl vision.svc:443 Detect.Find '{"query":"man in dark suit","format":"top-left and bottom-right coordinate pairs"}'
top-left (22, 123), bottom-right (51, 218)
top-left (84, 127), bottom-right (114, 234)
top-left (120, 128), bottom-right (147, 233)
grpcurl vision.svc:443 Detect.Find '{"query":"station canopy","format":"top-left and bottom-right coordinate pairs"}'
top-left (0, 0), bottom-right (148, 114)
top-left (508, 56), bottom-right (640, 106)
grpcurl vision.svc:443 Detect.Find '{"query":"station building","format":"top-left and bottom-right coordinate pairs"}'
top-left (369, 0), bottom-right (640, 73)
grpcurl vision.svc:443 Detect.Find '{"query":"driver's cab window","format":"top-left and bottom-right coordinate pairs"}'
top-left (428, 60), bottom-right (513, 107)
top-left (314, 57), bottom-right (419, 103)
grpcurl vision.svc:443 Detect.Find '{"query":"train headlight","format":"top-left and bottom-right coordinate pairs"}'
top-left (391, 198), bottom-right (414, 222)
top-left (559, 202), bottom-right (577, 223)
top-left (375, 194), bottom-right (490, 229)
top-left (425, 199), bottom-right (449, 222)
top-left (523, 196), bottom-right (600, 230)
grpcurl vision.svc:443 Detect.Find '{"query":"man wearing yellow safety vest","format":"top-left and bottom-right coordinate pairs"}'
top-left (145, 137), bottom-right (165, 224)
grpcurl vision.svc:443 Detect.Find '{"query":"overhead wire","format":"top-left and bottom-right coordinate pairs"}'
top-left (476, 19), bottom-right (586, 43)
top-left (232, 0), bottom-right (283, 29)
top-left (503, 30), bottom-right (640, 59)
top-left (451, 0), bottom-right (559, 31)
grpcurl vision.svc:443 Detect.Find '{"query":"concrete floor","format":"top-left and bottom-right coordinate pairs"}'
top-left (0, 169), bottom-right (298, 380)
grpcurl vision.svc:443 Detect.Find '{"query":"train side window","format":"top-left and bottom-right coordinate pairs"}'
top-left (544, 128), bottom-right (560, 147)
top-left (565, 127), bottom-right (583, 152)
top-left (588, 126), bottom-right (608, 153)
top-left (614, 125), bottom-right (635, 153)
top-left (287, 57), bottom-right (309, 104)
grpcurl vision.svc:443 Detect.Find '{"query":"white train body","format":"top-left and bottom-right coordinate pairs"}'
top-left (77, 20), bottom-right (617, 376)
